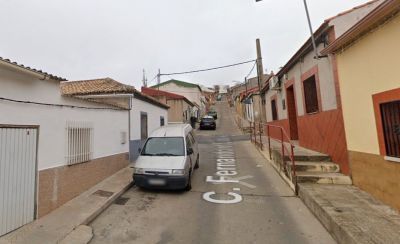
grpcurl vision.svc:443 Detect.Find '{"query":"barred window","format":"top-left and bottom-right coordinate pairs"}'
top-left (303, 75), bottom-right (319, 114)
top-left (160, 116), bottom-right (165, 126)
top-left (380, 100), bottom-right (400, 158)
top-left (271, 99), bottom-right (278, 121)
top-left (66, 121), bottom-right (93, 165)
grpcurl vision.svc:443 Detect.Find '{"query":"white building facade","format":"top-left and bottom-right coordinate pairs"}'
top-left (0, 59), bottom-right (168, 236)
top-left (152, 79), bottom-right (206, 118)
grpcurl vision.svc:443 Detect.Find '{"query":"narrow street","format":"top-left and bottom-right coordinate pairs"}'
top-left (89, 100), bottom-right (335, 244)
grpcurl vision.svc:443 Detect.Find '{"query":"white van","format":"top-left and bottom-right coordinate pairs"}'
top-left (133, 124), bottom-right (199, 191)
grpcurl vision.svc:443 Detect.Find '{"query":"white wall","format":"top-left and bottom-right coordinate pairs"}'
top-left (263, 3), bottom-right (382, 123)
top-left (129, 97), bottom-right (168, 140)
top-left (329, 0), bottom-right (384, 38)
top-left (157, 82), bottom-right (205, 115)
top-left (0, 65), bottom-right (129, 170)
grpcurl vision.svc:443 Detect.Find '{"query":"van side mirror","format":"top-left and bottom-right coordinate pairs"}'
top-left (138, 148), bottom-right (141, 153)
top-left (187, 148), bottom-right (194, 155)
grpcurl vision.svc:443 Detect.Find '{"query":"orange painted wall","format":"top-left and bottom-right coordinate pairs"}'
top-left (265, 119), bottom-right (291, 143)
top-left (297, 109), bottom-right (350, 175)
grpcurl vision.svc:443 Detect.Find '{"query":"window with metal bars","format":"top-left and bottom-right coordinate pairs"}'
top-left (160, 116), bottom-right (165, 126)
top-left (303, 75), bottom-right (319, 114)
top-left (66, 121), bottom-right (93, 165)
top-left (271, 99), bottom-right (278, 121)
top-left (380, 100), bottom-right (400, 158)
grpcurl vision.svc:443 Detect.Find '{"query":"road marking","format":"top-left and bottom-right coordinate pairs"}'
top-left (202, 191), bottom-right (243, 204)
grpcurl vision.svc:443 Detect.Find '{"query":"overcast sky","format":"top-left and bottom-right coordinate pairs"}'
top-left (0, 0), bottom-right (370, 88)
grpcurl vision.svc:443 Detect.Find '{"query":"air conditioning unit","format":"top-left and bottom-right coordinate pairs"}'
top-left (269, 76), bottom-right (280, 90)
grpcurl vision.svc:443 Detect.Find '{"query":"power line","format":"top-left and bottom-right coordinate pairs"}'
top-left (159, 59), bottom-right (256, 76)
top-left (245, 61), bottom-right (257, 79)
top-left (0, 97), bottom-right (127, 111)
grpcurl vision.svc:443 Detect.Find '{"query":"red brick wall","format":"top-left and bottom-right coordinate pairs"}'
top-left (297, 109), bottom-right (350, 175)
top-left (38, 153), bottom-right (129, 217)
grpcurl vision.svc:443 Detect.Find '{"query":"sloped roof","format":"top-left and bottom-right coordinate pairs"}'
top-left (0, 56), bottom-right (66, 81)
top-left (61, 78), bottom-right (135, 96)
top-left (151, 79), bottom-right (202, 91)
top-left (324, 0), bottom-right (382, 22)
top-left (61, 78), bottom-right (169, 109)
top-left (276, 0), bottom-right (381, 79)
top-left (141, 87), bottom-right (194, 106)
top-left (322, 0), bottom-right (400, 55)
top-left (132, 90), bottom-right (170, 109)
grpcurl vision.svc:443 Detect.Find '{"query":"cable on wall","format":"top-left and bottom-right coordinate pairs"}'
top-left (0, 97), bottom-right (126, 111)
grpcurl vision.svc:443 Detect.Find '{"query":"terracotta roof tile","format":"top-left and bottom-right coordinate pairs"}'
top-left (61, 78), bottom-right (135, 96)
top-left (141, 87), bottom-right (195, 107)
top-left (0, 56), bottom-right (66, 81)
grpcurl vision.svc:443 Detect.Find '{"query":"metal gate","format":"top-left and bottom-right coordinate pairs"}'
top-left (0, 126), bottom-right (38, 236)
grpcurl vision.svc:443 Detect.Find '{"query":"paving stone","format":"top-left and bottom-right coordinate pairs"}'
top-left (299, 183), bottom-right (400, 244)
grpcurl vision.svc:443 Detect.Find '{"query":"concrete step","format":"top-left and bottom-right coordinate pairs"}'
top-left (296, 172), bottom-right (352, 185)
top-left (285, 154), bottom-right (332, 162)
top-left (290, 161), bottom-right (340, 173)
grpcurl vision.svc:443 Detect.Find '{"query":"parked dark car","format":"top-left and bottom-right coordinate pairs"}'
top-left (207, 110), bottom-right (218, 119)
top-left (200, 116), bottom-right (216, 130)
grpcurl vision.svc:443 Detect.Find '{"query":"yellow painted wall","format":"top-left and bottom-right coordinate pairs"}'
top-left (337, 13), bottom-right (400, 154)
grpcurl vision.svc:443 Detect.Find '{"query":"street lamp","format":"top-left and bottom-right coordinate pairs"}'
top-left (256, 0), bottom-right (323, 59)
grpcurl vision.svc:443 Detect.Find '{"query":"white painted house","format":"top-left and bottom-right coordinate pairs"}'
top-left (0, 58), bottom-right (168, 236)
top-left (60, 78), bottom-right (169, 162)
top-left (151, 79), bottom-right (206, 118)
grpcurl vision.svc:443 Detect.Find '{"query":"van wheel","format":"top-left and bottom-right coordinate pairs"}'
top-left (194, 155), bottom-right (199, 169)
top-left (185, 170), bottom-right (192, 191)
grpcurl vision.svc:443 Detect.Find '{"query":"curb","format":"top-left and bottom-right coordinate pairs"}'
top-left (0, 167), bottom-right (134, 244)
top-left (298, 185), bottom-right (355, 244)
top-left (254, 145), bottom-right (296, 191)
top-left (61, 180), bottom-right (134, 243)
top-left (82, 181), bottom-right (133, 226)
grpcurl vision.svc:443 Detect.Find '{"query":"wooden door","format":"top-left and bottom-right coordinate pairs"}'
top-left (286, 86), bottom-right (299, 140)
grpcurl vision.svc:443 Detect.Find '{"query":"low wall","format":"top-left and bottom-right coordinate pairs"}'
top-left (297, 109), bottom-right (349, 175)
top-left (38, 153), bottom-right (129, 217)
top-left (350, 151), bottom-right (400, 211)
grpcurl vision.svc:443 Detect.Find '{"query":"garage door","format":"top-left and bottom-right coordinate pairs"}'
top-left (0, 126), bottom-right (38, 236)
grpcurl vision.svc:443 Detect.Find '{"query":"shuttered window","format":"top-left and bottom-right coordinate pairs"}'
top-left (271, 99), bottom-right (278, 121)
top-left (303, 76), bottom-right (319, 114)
top-left (380, 100), bottom-right (400, 158)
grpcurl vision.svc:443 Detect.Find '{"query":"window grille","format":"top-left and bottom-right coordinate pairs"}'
top-left (380, 100), bottom-right (400, 158)
top-left (303, 75), bottom-right (319, 114)
top-left (160, 116), bottom-right (165, 126)
top-left (66, 121), bottom-right (93, 165)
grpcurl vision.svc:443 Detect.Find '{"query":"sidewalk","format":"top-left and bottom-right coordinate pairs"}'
top-left (0, 167), bottom-right (133, 244)
top-left (254, 136), bottom-right (400, 243)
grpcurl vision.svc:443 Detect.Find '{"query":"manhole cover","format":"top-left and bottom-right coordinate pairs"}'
top-left (92, 190), bottom-right (114, 198)
top-left (114, 197), bottom-right (130, 205)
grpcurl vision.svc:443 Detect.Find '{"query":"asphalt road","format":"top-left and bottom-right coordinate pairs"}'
top-left (89, 100), bottom-right (336, 244)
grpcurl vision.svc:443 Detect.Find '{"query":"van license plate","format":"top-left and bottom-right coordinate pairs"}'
top-left (148, 179), bottom-right (166, 186)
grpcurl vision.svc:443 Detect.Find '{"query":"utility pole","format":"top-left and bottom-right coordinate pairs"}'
top-left (302, 0), bottom-right (319, 59)
top-left (256, 38), bottom-right (265, 123)
top-left (244, 77), bottom-right (248, 119)
top-left (157, 69), bottom-right (161, 85)
top-left (142, 69), bottom-right (148, 87)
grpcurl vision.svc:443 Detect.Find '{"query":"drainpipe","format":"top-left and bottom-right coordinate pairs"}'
top-left (128, 94), bottom-right (133, 161)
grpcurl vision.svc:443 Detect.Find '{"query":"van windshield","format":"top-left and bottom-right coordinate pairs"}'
top-left (141, 137), bottom-right (185, 156)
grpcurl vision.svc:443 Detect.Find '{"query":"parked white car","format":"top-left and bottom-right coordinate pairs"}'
top-left (133, 124), bottom-right (199, 191)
